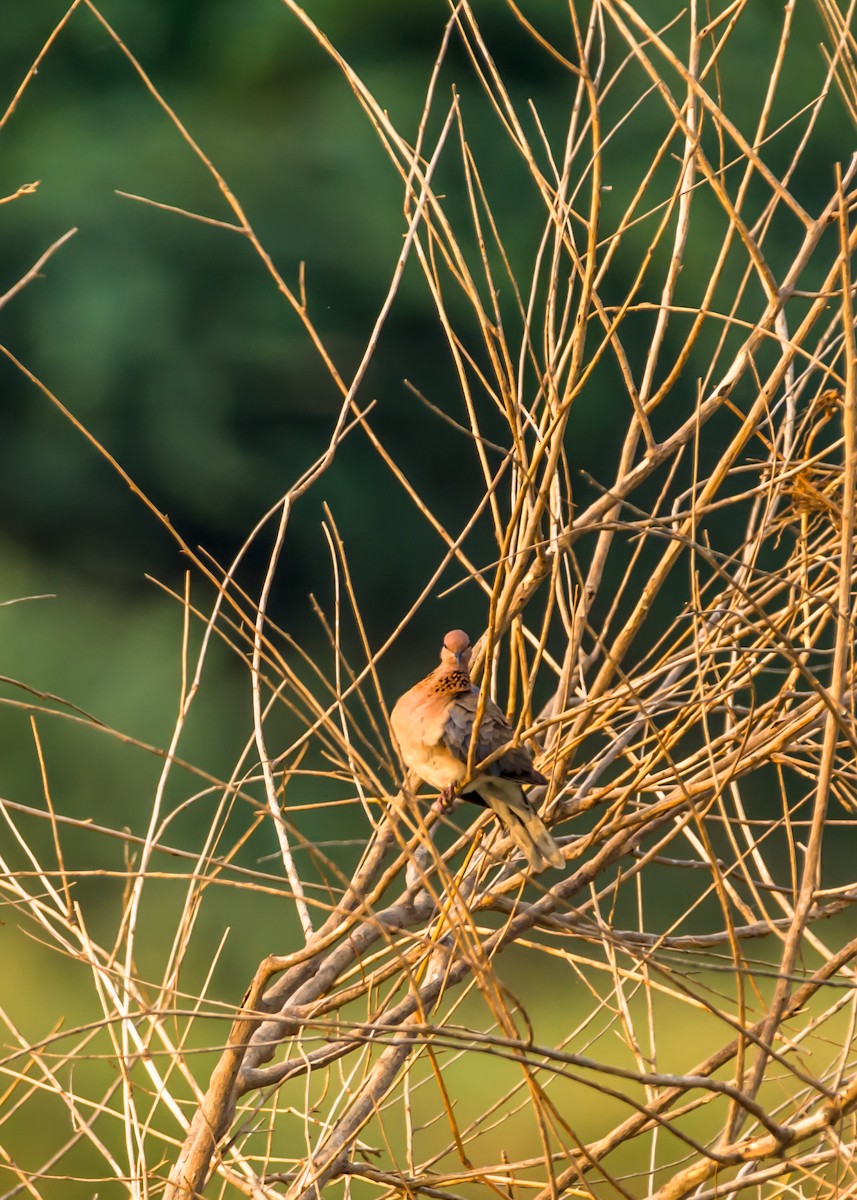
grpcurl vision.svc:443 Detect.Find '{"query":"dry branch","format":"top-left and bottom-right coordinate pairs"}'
top-left (3, 3), bottom-right (857, 1200)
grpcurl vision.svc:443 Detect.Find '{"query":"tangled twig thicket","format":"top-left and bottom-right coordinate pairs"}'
top-left (3, 3), bottom-right (857, 1199)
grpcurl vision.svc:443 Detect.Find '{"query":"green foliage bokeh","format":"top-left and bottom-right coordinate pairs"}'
top-left (0, 4), bottom-right (852, 1191)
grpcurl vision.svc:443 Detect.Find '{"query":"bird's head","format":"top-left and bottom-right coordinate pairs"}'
top-left (440, 629), bottom-right (472, 673)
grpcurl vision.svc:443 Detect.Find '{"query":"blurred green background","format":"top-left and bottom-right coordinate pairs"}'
top-left (0, 0), bottom-right (845, 781)
top-left (0, 1), bottom-right (852, 1194)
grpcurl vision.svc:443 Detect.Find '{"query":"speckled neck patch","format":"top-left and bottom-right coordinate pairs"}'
top-left (432, 670), bottom-right (471, 695)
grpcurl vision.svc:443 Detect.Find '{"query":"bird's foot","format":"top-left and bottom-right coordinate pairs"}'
top-left (434, 787), bottom-right (458, 814)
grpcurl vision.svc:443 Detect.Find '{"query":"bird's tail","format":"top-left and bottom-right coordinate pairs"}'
top-left (477, 779), bottom-right (564, 872)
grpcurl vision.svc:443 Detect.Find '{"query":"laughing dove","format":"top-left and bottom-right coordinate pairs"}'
top-left (391, 629), bottom-right (563, 872)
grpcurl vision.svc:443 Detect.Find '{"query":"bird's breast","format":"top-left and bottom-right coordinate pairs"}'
top-left (391, 686), bottom-right (466, 790)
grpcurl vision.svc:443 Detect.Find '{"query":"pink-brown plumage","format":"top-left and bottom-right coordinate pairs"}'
top-left (391, 630), bottom-right (563, 872)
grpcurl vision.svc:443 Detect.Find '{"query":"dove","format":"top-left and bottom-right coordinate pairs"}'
top-left (390, 629), bottom-right (563, 872)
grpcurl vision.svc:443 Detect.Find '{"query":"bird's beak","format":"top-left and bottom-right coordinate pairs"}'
top-left (455, 652), bottom-right (464, 670)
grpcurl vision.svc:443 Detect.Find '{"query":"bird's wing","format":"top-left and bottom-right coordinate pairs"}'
top-left (441, 689), bottom-right (546, 785)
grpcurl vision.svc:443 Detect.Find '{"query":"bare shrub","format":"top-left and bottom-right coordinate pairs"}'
top-left (3, 3), bottom-right (857, 1199)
